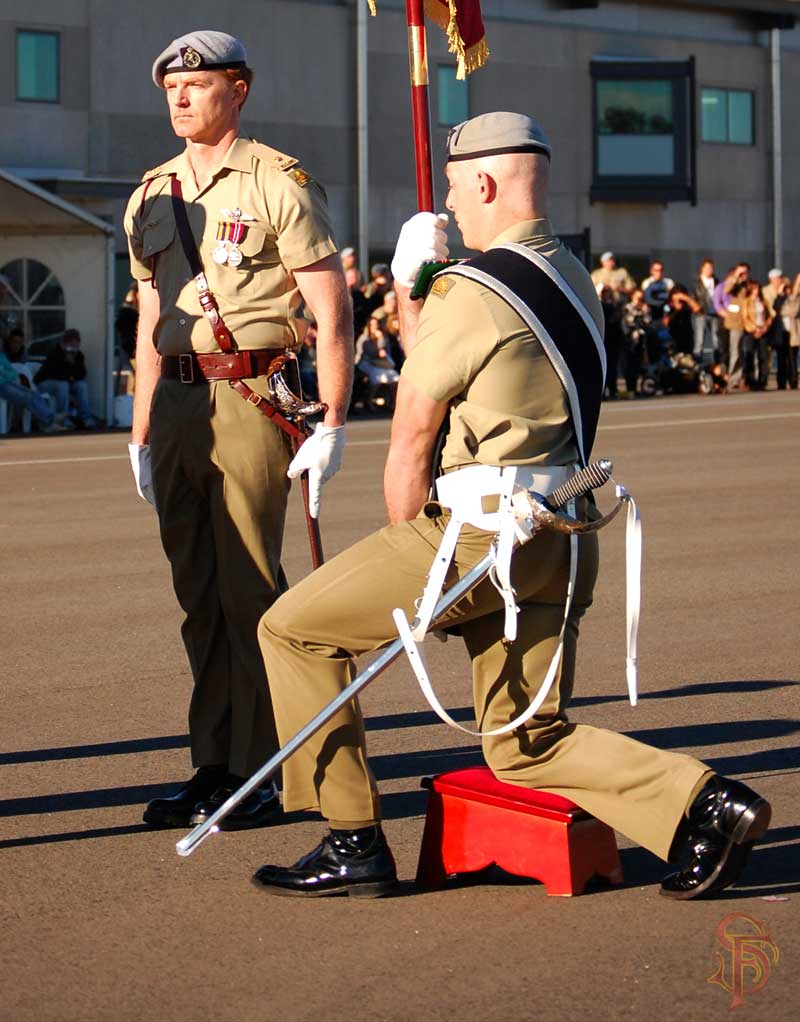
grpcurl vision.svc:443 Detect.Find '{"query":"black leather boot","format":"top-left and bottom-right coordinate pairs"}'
top-left (143, 765), bottom-right (227, 828)
top-left (660, 776), bottom-right (771, 900)
top-left (190, 778), bottom-right (282, 830)
top-left (251, 826), bottom-right (398, 898)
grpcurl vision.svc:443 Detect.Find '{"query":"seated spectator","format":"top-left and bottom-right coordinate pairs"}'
top-left (3, 327), bottom-right (27, 363)
top-left (355, 312), bottom-right (400, 413)
top-left (0, 350), bottom-right (58, 431)
top-left (665, 285), bottom-right (701, 356)
top-left (641, 261), bottom-right (675, 321)
top-left (34, 328), bottom-right (97, 428)
top-left (591, 251), bottom-right (635, 304)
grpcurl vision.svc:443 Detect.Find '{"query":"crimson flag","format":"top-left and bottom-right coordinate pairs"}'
top-left (368, 1), bottom-right (489, 79)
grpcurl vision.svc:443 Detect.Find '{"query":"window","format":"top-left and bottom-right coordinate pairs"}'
top-left (16, 30), bottom-right (60, 103)
top-left (437, 65), bottom-right (469, 126)
top-left (0, 259), bottom-right (66, 351)
top-left (591, 59), bottom-right (695, 203)
top-left (701, 88), bottom-right (754, 144)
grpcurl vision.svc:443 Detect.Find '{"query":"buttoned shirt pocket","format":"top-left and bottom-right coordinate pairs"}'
top-left (216, 225), bottom-right (283, 300)
top-left (237, 226), bottom-right (267, 260)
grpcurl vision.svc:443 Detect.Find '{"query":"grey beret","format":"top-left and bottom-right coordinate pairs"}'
top-left (446, 111), bottom-right (551, 162)
top-left (152, 30), bottom-right (248, 88)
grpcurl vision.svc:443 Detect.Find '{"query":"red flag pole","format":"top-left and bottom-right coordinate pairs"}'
top-left (406, 0), bottom-right (434, 212)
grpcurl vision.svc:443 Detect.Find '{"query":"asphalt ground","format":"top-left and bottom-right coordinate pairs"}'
top-left (1, 390), bottom-right (798, 1022)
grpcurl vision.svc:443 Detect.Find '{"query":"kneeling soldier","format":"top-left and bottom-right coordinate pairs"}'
top-left (252, 113), bottom-right (770, 898)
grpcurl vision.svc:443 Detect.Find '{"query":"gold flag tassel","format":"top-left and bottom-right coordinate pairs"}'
top-left (367, 1), bottom-right (489, 79)
top-left (424, 0), bottom-right (490, 80)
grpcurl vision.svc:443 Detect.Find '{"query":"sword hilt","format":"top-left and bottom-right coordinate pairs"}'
top-left (546, 459), bottom-right (613, 510)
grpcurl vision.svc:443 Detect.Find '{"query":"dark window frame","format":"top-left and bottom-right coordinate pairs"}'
top-left (699, 86), bottom-right (755, 146)
top-left (16, 28), bottom-right (61, 104)
top-left (436, 63), bottom-right (470, 127)
top-left (590, 58), bottom-right (696, 205)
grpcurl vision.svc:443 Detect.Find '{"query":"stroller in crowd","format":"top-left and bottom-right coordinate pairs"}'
top-left (638, 327), bottom-right (719, 396)
top-left (625, 286), bottom-right (725, 396)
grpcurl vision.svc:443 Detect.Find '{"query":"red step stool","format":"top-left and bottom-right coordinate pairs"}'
top-left (415, 766), bottom-right (623, 897)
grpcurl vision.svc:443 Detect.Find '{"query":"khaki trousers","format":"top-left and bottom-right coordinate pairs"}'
top-left (259, 505), bottom-right (709, 862)
top-left (150, 376), bottom-right (291, 778)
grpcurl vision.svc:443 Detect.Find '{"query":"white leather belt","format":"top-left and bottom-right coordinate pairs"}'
top-left (393, 464), bottom-right (580, 737)
top-left (392, 462), bottom-right (642, 738)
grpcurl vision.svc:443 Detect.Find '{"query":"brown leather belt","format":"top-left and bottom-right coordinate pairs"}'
top-left (161, 349), bottom-right (288, 385)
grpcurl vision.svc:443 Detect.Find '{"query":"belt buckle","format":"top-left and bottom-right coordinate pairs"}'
top-left (178, 353), bottom-right (195, 384)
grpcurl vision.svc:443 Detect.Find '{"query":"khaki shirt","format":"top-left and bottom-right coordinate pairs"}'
top-left (591, 265), bottom-right (635, 297)
top-left (124, 138), bottom-right (338, 355)
top-left (402, 219), bottom-right (603, 471)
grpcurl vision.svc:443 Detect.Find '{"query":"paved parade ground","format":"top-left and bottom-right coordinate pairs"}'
top-left (2, 391), bottom-right (798, 1021)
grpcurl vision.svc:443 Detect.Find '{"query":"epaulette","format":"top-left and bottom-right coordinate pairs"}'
top-left (141, 154), bottom-right (182, 182)
top-left (250, 139), bottom-right (317, 188)
top-left (250, 140), bottom-right (299, 173)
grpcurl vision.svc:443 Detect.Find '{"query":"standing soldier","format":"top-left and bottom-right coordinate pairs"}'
top-left (250, 112), bottom-right (770, 900)
top-left (124, 31), bottom-right (353, 830)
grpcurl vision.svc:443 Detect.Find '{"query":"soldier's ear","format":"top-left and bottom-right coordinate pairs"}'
top-left (233, 79), bottom-right (248, 109)
top-left (475, 170), bottom-right (497, 205)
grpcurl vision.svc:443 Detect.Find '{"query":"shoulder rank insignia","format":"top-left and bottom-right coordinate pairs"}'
top-left (431, 276), bottom-right (455, 298)
top-left (287, 167), bottom-right (310, 187)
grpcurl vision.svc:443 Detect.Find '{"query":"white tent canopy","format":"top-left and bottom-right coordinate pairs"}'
top-left (0, 169), bottom-right (115, 424)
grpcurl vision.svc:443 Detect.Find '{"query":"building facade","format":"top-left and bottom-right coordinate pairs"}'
top-left (1, 0), bottom-right (798, 322)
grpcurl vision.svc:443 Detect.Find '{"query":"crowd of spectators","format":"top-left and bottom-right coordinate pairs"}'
top-left (4, 245), bottom-right (796, 434)
top-left (592, 251), bottom-right (800, 397)
top-left (300, 247), bottom-right (404, 414)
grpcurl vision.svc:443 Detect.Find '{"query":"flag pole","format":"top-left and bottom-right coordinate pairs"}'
top-left (405, 0), bottom-right (435, 212)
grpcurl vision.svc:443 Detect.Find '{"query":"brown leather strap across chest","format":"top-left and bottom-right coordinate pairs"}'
top-left (161, 349), bottom-right (289, 385)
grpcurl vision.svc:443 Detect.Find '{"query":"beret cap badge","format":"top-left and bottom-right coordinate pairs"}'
top-left (181, 46), bottom-right (202, 69)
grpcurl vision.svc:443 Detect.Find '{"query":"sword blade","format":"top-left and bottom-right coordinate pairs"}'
top-left (175, 551), bottom-right (495, 857)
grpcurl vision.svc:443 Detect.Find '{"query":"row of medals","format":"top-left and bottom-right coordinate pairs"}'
top-left (212, 207), bottom-right (253, 267)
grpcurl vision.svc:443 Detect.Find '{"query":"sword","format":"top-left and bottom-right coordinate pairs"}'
top-left (269, 361), bottom-right (327, 570)
top-left (175, 458), bottom-right (619, 858)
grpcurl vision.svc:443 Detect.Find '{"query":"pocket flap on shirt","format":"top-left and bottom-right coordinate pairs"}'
top-left (142, 216), bottom-right (176, 258)
top-left (237, 226), bottom-right (267, 258)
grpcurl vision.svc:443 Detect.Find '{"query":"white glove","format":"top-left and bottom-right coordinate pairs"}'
top-left (286, 423), bottom-right (345, 519)
top-left (128, 443), bottom-right (156, 507)
top-left (390, 212), bottom-right (450, 289)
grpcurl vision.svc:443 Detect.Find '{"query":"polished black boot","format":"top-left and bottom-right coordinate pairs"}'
top-left (660, 776), bottom-right (771, 900)
top-left (190, 778), bottom-right (282, 830)
top-left (143, 765), bottom-right (227, 828)
top-left (251, 826), bottom-right (398, 898)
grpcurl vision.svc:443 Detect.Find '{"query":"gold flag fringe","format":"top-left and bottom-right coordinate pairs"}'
top-left (368, 1), bottom-right (489, 79)
top-left (424, 0), bottom-right (489, 79)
